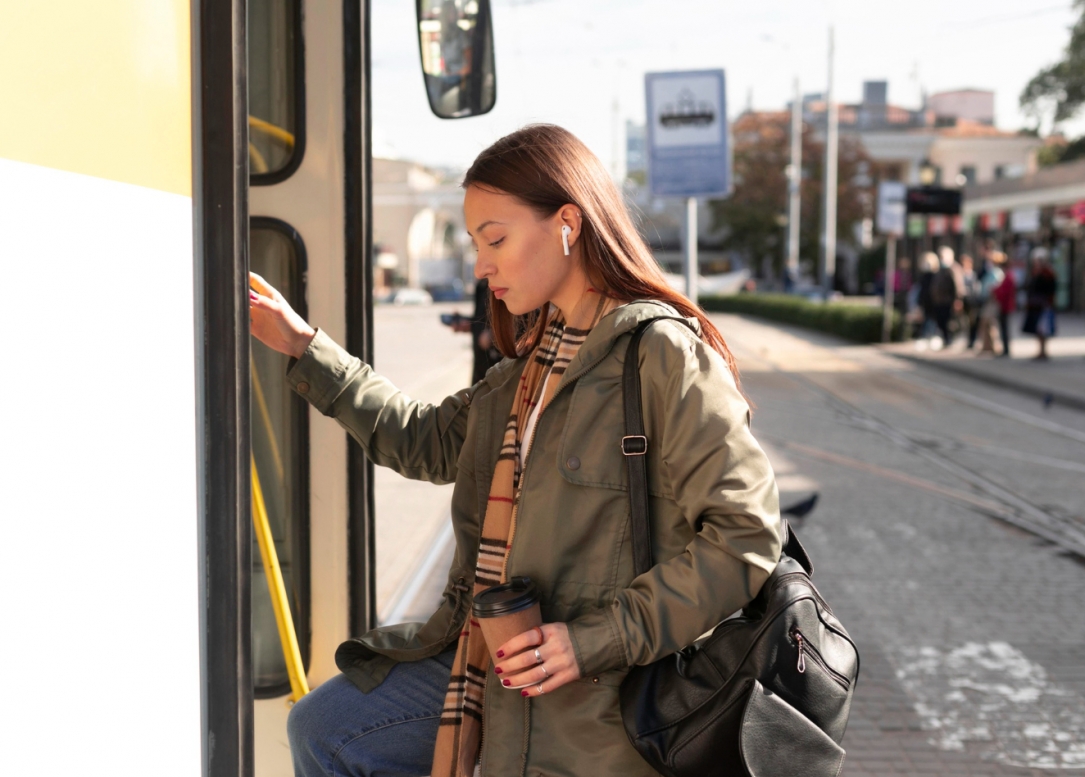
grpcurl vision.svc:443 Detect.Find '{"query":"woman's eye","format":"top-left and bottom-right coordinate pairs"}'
top-left (488, 237), bottom-right (505, 248)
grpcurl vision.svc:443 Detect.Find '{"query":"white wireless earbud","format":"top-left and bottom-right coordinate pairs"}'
top-left (561, 225), bottom-right (572, 256)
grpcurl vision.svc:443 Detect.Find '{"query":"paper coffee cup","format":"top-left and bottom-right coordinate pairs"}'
top-left (472, 576), bottom-right (542, 667)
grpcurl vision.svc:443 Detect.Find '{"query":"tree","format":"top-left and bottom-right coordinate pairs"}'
top-left (1021, 0), bottom-right (1085, 130)
top-left (708, 111), bottom-right (876, 282)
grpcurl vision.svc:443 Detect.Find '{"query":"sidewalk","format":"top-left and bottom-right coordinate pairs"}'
top-left (882, 312), bottom-right (1085, 411)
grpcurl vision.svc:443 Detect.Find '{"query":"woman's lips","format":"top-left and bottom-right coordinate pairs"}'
top-left (491, 287), bottom-right (508, 299)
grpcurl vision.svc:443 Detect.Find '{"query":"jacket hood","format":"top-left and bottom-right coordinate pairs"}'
top-left (480, 299), bottom-right (703, 395)
top-left (558, 299), bottom-right (702, 388)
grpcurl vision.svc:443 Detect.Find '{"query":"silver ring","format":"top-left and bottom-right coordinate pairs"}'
top-left (536, 683), bottom-right (545, 694)
top-left (534, 648), bottom-right (543, 664)
top-left (539, 664), bottom-right (549, 678)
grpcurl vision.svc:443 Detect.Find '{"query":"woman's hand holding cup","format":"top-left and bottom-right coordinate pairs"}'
top-left (249, 272), bottom-right (316, 358)
top-left (493, 622), bottom-right (581, 697)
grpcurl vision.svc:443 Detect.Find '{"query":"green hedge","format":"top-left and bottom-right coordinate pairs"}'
top-left (699, 294), bottom-right (902, 343)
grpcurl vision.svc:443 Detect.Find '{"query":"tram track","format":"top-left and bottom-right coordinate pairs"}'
top-left (720, 312), bottom-right (1085, 559)
top-left (787, 370), bottom-right (1085, 559)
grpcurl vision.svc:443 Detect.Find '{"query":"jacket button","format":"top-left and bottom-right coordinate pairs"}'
top-left (297, 381), bottom-right (309, 394)
top-left (592, 677), bottom-right (600, 684)
top-left (566, 456), bottom-right (580, 470)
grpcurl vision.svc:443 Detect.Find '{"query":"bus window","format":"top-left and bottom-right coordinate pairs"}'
top-left (250, 219), bottom-right (310, 696)
top-left (416, 0), bottom-right (496, 118)
top-left (249, 0), bottom-right (304, 182)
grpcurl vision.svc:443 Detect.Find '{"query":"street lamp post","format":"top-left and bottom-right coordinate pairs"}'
top-left (822, 26), bottom-right (839, 299)
top-left (788, 78), bottom-right (802, 286)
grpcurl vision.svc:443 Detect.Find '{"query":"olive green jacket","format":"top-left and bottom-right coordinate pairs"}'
top-left (288, 300), bottom-right (782, 777)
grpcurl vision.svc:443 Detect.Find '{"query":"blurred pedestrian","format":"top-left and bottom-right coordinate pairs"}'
top-left (991, 251), bottom-right (1016, 357)
top-left (911, 251), bottom-right (940, 347)
top-left (893, 257), bottom-right (913, 318)
top-left (1021, 247), bottom-right (1057, 361)
top-left (959, 254), bottom-right (979, 348)
top-left (975, 251), bottom-right (1005, 355)
top-left (930, 246), bottom-right (964, 349)
top-left (456, 278), bottom-right (504, 383)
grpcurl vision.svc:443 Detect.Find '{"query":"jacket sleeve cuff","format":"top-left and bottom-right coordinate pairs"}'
top-left (567, 603), bottom-right (629, 679)
top-left (286, 328), bottom-right (357, 414)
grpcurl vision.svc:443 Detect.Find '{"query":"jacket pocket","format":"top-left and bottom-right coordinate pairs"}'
top-left (557, 358), bottom-right (673, 499)
top-left (557, 375), bottom-right (629, 492)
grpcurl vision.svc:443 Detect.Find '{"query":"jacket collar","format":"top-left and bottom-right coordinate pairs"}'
top-left (556, 299), bottom-right (702, 389)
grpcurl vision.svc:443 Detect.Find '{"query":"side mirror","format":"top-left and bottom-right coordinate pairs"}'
top-left (416, 0), bottom-right (496, 119)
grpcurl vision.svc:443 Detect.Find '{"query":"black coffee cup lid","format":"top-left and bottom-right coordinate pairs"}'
top-left (472, 576), bottom-right (539, 617)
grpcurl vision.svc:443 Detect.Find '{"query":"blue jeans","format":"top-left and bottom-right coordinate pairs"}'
top-left (288, 647), bottom-right (456, 777)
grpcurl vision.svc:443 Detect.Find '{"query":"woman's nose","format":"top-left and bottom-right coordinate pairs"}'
top-left (474, 259), bottom-right (492, 280)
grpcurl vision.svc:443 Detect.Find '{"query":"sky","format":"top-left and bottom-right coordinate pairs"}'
top-left (371, 0), bottom-right (1083, 174)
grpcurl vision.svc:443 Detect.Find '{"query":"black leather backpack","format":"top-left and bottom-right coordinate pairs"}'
top-left (617, 320), bottom-right (860, 777)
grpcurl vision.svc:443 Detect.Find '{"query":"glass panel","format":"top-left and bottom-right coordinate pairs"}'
top-left (249, 0), bottom-right (300, 178)
top-left (251, 225), bottom-right (309, 694)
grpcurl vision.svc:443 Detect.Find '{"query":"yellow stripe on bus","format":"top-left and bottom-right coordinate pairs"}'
top-left (0, 1), bottom-right (192, 196)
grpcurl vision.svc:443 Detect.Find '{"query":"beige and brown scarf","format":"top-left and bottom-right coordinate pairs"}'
top-left (431, 293), bottom-right (616, 777)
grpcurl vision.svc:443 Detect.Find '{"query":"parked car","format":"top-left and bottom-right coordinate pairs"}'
top-left (390, 287), bottom-right (434, 306)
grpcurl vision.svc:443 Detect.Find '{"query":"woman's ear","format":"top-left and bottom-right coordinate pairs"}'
top-left (557, 204), bottom-right (583, 252)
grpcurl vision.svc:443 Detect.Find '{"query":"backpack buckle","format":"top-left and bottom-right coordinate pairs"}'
top-left (621, 435), bottom-right (647, 456)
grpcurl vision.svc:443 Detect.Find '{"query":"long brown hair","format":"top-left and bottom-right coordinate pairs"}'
top-left (463, 124), bottom-right (742, 387)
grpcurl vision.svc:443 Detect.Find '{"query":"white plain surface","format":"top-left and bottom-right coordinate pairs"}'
top-left (0, 158), bottom-right (201, 775)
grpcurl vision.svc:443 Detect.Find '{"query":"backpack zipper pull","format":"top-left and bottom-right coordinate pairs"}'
top-left (794, 630), bottom-right (806, 674)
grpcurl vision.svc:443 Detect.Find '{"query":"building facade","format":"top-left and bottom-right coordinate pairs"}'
top-left (963, 159), bottom-right (1085, 312)
top-left (372, 157), bottom-right (470, 296)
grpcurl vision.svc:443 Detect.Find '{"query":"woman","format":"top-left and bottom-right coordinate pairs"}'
top-left (1022, 247), bottom-right (1057, 361)
top-left (250, 124), bottom-right (781, 777)
top-left (992, 252), bottom-right (1017, 358)
top-left (974, 251), bottom-right (1006, 356)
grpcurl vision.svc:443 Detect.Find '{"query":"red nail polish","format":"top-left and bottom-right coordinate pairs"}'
top-left (494, 667), bottom-right (502, 674)
top-left (496, 650), bottom-right (505, 658)
top-left (503, 679), bottom-right (511, 687)
top-left (250, 291), bottom-right (258, 301)
top-left (521, 690), bottom-right (529, 697)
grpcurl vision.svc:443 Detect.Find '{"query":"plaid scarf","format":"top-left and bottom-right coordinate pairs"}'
top-left (431, 293), bottom-right (615, 777)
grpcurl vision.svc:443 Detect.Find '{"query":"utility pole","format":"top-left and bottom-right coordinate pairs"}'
top-left (787, 77), bottom-right (802, 284)
top-left (822, 26), bottom-right (839, 298)
top-left (684, 197), bottom-right (698, 303)
top-left (882, 236), bottom-right (897, 342)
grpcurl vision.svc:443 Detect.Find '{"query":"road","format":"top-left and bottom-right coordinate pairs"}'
top-left (371, 303), bottom-right (1085, 775)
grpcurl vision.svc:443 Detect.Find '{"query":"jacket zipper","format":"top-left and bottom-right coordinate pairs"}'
top-left (520, 696), bottom-right (531, 777)
top-left (789, 627), bottom-right (851, 689)
top-left (478, 701), bottom-right (487, 775)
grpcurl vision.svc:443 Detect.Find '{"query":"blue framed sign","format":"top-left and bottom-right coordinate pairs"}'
top-left (645, 69), bottom-right (731, 198)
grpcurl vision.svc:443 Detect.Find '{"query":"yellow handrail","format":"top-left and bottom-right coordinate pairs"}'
top-left (251, 357), bottom-right (285, 482)
top-left (252, 456), bottom-right (310, 702)
top-left (248, 115), bottom-right (296, 149)
top-left (249, 142), bottom-right (270, 175)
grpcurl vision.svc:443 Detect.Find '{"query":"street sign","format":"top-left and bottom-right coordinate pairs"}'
top-left (644, 70), bottom-right (730, 198)
top-left (906, 186), bottom-right (962, 215)
top-left (876, 181), bottom-right (906, 236)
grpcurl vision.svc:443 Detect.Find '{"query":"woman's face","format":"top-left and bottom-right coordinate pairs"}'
top-left (464, 185), bottom-right (583, 316)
